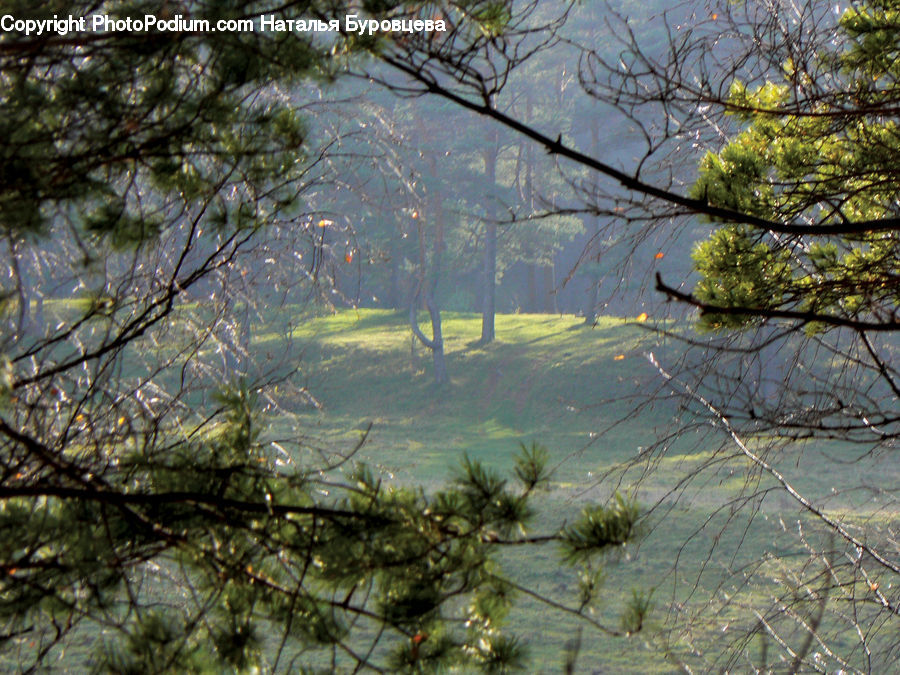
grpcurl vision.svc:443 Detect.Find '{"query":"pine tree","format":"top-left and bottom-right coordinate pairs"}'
top-left (0, 2), bottom-right (643, 670)
top-left (367, 0), bottom-right (900, 668)
top-left (688, 4), bottom-right (900, 334)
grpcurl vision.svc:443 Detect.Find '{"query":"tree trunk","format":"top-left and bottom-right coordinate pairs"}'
top-left (389, 239), bottom-right (401, 309)
top-left (543, 265), bottom-right (557, 313)
top-left (425, 288), bottom-right (448, 385)
top-left (409, 283), bottom-right (448, 386)
top-left (10, 242), bottom-right (45, 339)
top-left (521, 93), bottom-right (543, 314)
top-left (409, 138), bottom-right (449, 387)
top-left (584, 274), bottom-right (600, 324)
top-left (223, 300), bottom-right (252, 379)
top-left (481, 221), bottom-right (497, 339)
top-left (584, 117), bottom-right (602, 324)
top-left (527, 265), bottom-right (537, 311)
top-left (238, 300), bottom-right (252, 373)
top-left (480, 129), bottom-right (499, 344)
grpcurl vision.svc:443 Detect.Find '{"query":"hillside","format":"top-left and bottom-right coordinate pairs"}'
top-left (263, 310), bottom-right (687, 671)
top-left (282, 310), bottom-right (666, 486)
top-left (267, 310), bottom-right (894, 673)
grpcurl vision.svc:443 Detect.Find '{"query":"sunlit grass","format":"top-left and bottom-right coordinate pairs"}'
top-left (263, 310), bottom-right (686, 670)
top-left (31, 307), bottom-right (886, 672)
top-left (264, 309), bottom-right (897, 673)
top-left (278, 310), bottom-right (659, 487)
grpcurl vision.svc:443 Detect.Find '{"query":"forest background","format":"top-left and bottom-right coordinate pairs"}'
top-left (0, 0), bottom-right (898, 672)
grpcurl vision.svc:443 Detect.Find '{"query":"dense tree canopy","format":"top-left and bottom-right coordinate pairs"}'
top-left (687, 5), bottom-right (900, 337)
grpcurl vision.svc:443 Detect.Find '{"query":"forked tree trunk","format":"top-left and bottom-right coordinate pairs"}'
top-left (409, 142), bottom-right (449, 387)
top-left (410, 284), bottom-right (448, 386)
top-left (584, 117), bottom-right (602, 324)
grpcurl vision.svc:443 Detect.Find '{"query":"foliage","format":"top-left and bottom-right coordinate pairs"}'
top-left (618, 588), bottom-right (653, 636)
top-left (0, 1), bottom-right (324, 239)
top-left (690, 3), bottom-right (900, 333)
top-left (368, 0), bottom-right (900, 670)
top-left (2, 398), bottom-right (642, 670)
top-left (561, 493), bottom-right (640, 563)
top-left (690, 227), bottom-right (792, 330)
top-left (0, 2), bottom-right (648, 671)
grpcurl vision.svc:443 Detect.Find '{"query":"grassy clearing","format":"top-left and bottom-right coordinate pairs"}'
top-left (269, 310), bottom-right (678, 670)
top-left (267, 311), bottom-right (683, 670)
top-left (268, 309), bottom-right (898, 673)
top-left (28, 305), bottom-right (890, 671)
top-left (282, 310), bottom-right (658, 482)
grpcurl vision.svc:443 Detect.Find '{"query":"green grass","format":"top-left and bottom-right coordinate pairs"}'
top-left (265, 309), bottom-right (899, 673)
top-left (281, 310), bottom-right (657, 483)
top-left (24, 305), bottom-right (892, 671)
top-left (262, 310), bottom-right (674, 670)
top-left (265, 310), bottom-right (691, 671)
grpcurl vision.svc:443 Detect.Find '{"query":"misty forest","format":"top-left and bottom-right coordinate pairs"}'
top-left (1, 0), bottom-right (898, 672)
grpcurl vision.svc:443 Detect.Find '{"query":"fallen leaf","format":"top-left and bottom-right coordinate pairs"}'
top-left (614, 354), bottom-right (625, 361)
top-left (636, 312), bottom-right (649, 322)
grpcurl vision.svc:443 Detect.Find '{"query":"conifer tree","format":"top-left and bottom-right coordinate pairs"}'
top-left (0, 2), bottom-right (644, 670)
top-left (371, 0), bottom-right (900, 669)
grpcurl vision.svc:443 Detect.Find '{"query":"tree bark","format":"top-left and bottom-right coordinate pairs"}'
top-left (10, 242), bottom-right (44, 339)
top-left (409, 138), bottom-right (449, 387)
top-left (480, 128), bottom-right (499, 344)
top-left (389, 243), bottom-right (401, 309)
top-left (410, 283), bottom-right (448, 385)
top-left (584, 117), bottom-right (602, 324)
top-left (543, 265), bottom-right (557, 313)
